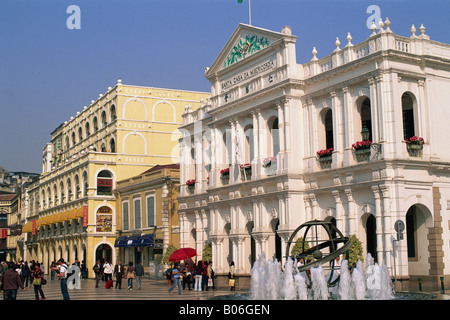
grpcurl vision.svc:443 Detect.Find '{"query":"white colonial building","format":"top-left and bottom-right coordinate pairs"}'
top-left (178, 20), bottom-right (450, 291)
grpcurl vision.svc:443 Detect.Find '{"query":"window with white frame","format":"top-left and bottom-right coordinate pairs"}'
top-left (134, 198), bottom-right (141, 229)
top-left (146, 195), bottom-right (155, 227)
top-left (122, 201), bottom-right (129, 230)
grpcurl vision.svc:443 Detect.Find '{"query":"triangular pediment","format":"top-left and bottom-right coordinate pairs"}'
top-left (205, 24), bottom-right (292, 78)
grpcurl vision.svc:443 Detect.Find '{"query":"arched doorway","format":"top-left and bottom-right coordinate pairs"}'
top-left (365, 214), bottom-right (377, 262)
top-left (246, 221), bottom-right (256, 267)
top-left (406, 204), bottom-right (432, 275)
top-left (271, 220), bottom-right (282, 262)
top-left (95, 243), bottom-right (112, 265)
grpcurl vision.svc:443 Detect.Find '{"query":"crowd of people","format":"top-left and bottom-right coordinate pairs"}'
top-left (1, 257), bottom-right (237, 300)
top-left (93, 259), bottom-right (145, 290)
top-left (166, 259), bottom-right (223, 295)
top-left (0, 260), bottom-right (47, 300)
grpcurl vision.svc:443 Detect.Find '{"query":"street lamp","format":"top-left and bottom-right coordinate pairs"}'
top-left (361, 125), bottom-right (370, 141)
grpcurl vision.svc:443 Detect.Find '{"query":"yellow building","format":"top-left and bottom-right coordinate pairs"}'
top-left (21, 80), bottom-right (209, 276)
top-left (0, 193), bottom-right (18, 261)
top-left (114, 163), bottom-right (180, 277)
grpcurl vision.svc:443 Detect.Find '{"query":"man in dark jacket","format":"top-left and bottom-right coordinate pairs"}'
top-left (1, 262), bottom-right (26, 300)
top-left (93, 260), bottom-right (103, 288)
top-left (113, 260), bottom-right (124, 289)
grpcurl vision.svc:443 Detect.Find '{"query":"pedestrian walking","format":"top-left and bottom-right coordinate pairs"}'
top-left (135, 260), bottom-right (144, 290)
top-left (194, 261), bottom-right (203, 292)
top-left (50, 261), bottom-right (57, 281)
top-left (103, 260), bottom-right (113, 282)
top-left (168, 262), bottom-right (181, 295)
top-left (0, 261), bottom-right (26, 300)
top-left (114, 260), bottom-right (124, 289)
top-left (207, 261), bottom-right (216, 290)
top-left (182, 264), bottom-right (192, 291)
top-left (93, 260), bottom-right (103, 288)
top-left (228, 261), bottom-right (235, 291)
top-left (21, 261), bottom-right (30, 287)
top-left (53, 258), bottom-right (70, 300)
top-left (126, 261), bottom-right (135, 290)
top-left (31, 262), bottom-right (46, 300)
top-left (81, 260), bottom-right (88, 279)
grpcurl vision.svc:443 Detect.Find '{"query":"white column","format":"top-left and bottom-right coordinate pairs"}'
top-left (372, 185), bottom-right (384, 264)
top-left (251, 110), bottom-right (260, 178)
top-left (276, 102), bottom-right (286, 173)
top-left (345, 188), bottom-right (356, 236)
top-left (381, 186), bottom-right (393, 269)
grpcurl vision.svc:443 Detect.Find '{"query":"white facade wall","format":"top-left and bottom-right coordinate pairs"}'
top-left (178, 22), bottom-right (450, 290)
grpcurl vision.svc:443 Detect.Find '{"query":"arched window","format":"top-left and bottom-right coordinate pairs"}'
top-left (82, 171), bottom-right (88, 197)
top-left (244, 125), bottom-right (254, 163)
top-left (78, 127), bottom-right (83, 143)
top-left (109, 138), bottom-right (116, 153)
top-left (97, 170), bottom-right (113, 195)
top-left (93, 117), bottom-right (99, 133)
top-left (402, 93), bottom-right (416, 140)
top-left (270, 117), bottom-right (280, 156)
top-left (71, 132), bottom-right (76, 147)
top-left (100, 143), bottom-right (107, 153)
top-left (110, 104), bottom-right (117, 122)
top-left (85, 122), bottom-right (90, 137)
top-left (223, 130), bottom-right (232, 167)
top-left (96, 206), bottom-right (112, 232)
top-left (59, 181), bottom-right (65, 204)
top-left (74, 175), bottom-right (80, 199)
top-left (66, 178), bottom-right (72, 201)
top-left (101, 111), bottom-right (107, 128)
top-left (324, 109), bottom-right (334, 149)
top-left (360, 97), bottom-right (372, 141)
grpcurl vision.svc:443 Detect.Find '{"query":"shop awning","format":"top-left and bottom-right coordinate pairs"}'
top-left (22, 221), bottom-right (33, 233)
top-left (114, 235), bottom-right (155, 248)
top-left (140, 234), bottom-right (155, 247)
top-left (114, 236), bottom-right (128, 248)
top-left (126, 235), bottom-right (142, 247)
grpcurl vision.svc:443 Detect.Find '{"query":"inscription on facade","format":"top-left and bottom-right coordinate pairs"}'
top-left (221, 59), bottom-right (276, 90)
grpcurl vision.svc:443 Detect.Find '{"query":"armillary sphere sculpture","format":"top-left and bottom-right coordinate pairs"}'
top-left (286, 220), bottom-right (352, 287)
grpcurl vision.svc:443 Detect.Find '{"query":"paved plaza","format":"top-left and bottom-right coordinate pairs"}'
top-left (14, 277), bottom-right (247, 301)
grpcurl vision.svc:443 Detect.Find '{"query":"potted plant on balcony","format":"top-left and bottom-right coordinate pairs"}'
top-left (316, 148), bottom-right (333, 162)
top-left (352, 140), bottom-right (372, 157)
top-left (240, 163), bottom-right (252, 180)
top-left (406, 136), bottom-right (424, 156)
top-left (186, 179), bottom-right (196, 193)
top-left (220, 168), bottom-right (230, 185)
top-left (263, 156), bottom-right (277, 175)
top-left (405, 136), bottom-right (424, 150)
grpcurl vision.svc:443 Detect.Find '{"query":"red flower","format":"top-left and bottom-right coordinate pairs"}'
top-left (352, 140), bottom-right (372, 150)
top-left (317, 148), bottom-right (333, 157)
top-left (186, 179), bottom-right (196, 186)
top-left (406, 136), bottom-right (424, 144)
top-left (220, 168), bottom-right (230, 175)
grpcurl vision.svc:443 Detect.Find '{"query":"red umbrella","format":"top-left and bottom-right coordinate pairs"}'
top-left (169, 247), bottom-right (197, 262)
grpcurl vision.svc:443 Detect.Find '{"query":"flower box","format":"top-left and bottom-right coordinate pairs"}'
top-left (352, 140), bottom-right (372, 151)
top-left (317, 148), bottom-right (333, 159)
top-left (406, 136), bottom-right (424, 156)
top-left (240, 163), bottom-right (252, 180)
top-left (220, 168), bottom-right (230, 185)
top-left (186, 179), bottom-right (196, 186)
top-left (262, 157), bottom-right (277, 168)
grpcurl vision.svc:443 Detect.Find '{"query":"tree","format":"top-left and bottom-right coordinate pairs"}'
top-left (346, 235), bottom-right (364, 267)
top-left (202, 242), bottom-right (212, 262)
top-left (163, 244), bottom-right (178, 265)
top-left (290, 237), bottom-right (311, 259)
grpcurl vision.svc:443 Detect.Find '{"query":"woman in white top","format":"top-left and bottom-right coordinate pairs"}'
top-left (103, 261), bottom-right (113, 282)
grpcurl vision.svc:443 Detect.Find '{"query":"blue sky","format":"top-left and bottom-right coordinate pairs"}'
top-left (1, 0), bottom-right (449, 173)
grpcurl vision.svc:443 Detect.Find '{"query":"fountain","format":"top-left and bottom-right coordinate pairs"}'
top-left (249, 220), bottom-right (396, 300)
top-left (249, 252), bottom-right (395, 300)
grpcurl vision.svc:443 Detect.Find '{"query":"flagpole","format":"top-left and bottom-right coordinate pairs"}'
top-left (249, 0), bottom-right (252, 25)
